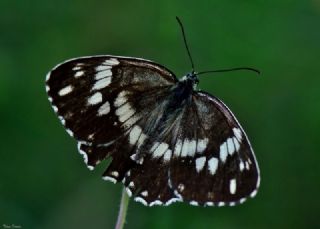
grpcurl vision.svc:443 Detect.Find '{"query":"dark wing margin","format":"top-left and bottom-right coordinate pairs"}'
top-left (168, 91), bottom-right (260, 206)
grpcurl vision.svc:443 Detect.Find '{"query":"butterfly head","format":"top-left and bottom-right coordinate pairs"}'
top-left (186, 71), bottom-right (199, 83)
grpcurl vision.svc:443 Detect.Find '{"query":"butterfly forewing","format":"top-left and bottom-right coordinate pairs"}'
top-left (46, 56), bottom-right (177, 144)
top-left (46, 55), bottom-right (260, 207)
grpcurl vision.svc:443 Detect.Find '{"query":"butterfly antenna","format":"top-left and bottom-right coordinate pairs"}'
top-left (197, 67), bottom-right (260, 76)
top-left (176, 16), bottom-right (195, 72)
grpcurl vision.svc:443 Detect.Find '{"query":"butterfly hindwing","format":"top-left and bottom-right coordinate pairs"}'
top-left (168, 92), bottom-right (260, 206)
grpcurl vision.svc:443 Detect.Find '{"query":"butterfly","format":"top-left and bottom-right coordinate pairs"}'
top-left (45, 18), bottom-right (260, 207)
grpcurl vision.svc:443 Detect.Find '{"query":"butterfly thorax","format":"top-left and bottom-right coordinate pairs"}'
top-left (167, 72), bottom-right (198, 110)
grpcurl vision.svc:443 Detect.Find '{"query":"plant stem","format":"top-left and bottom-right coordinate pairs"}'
top-left (115, 187), bottom-right (130, 229)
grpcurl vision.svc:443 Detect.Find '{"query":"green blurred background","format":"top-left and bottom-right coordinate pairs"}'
top-left (1, 0), bottom-right (319, 228)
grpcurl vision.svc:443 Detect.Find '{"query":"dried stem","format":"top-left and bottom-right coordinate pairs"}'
top-left (115, 188), bottom-right (130, 229)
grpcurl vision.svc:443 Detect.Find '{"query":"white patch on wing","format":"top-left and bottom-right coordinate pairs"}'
top-left (195, 156), bottom-right (206, 172)
top-left (123, 115), bottom-right (140, 128)
top-left (95, 65), bottom-right (111, 72)
top-left (153, 142), bottom-right (169, 158)
top-left (181, 139), bottom-right (190, 157)
top-left (58, 85), bottom-right (73, 96)
top-left (114, 91), bottom-right (128, 107)
top-left (97, 101), bottom-right (110, 115)
top-left (150, 142), bottom-right (160, 152)
top-left (173, 139), bottom-right (182, 157)
top-left (239, 160), bottom-right (245, 171)
top-left (92, 77), bottom-right (111, 90)
top-left (102, 176), bottom-right (117, 183)
top-left (163, 149), bottom-right (172, 162)
top-left (134, 197), bottom-right (147, 206)
top-left (219, 142), bottom-right (228, 163)
top-left (87, 92), bottom-right (102, 105)
top-left (187, 139), bottom-right (197, 157)
top-left (227, 138), bottom-right (235, 155)
top-left (230, 178), bottom-right (237, 194)
top-left (233, 137), bottom-right (240, 152)
top-left (74, 71), bottom-right (84, 78)
top-left (137, 132), bottom-right (147, 148)
top-left (245, 161), bottom-right (250, 170)
top-left (208, 157), bottom-right (218, 175)
top-left (150, 200), bottom-right (163, 206)
top-left (233, 128), bottom-right (242, 141)
top-left (72, 64), bottom-right (82, 71)
top-left (95, 69), bottom-right (112, 80)
top-left (105, 58), bottom-right (120, 65)
top-left (111, 171), bottom-right (119, 177)
top-left (116, 103), bottom-right (135, 123)
top-left (129, 125), bottom-right (142, 145)
top-left (141, 191), bottom-right (148, 197)
top-left (197, 138), bottom-right (208, 153)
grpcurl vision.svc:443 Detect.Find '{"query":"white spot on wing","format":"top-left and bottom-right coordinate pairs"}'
top-left (233, 128), bottom-right (242, 141)
top-left (245, 161), bottom-right (250, 170)
top-left (95, 65), bottom-right (111, 72)
top-left (87, 92), bottom-right (102, 105)
top-left (116, 103), bottom-right (135, 122)
top-left (74, 71), bottom-right (84, 78)
top-left (250, 189), bottom-right (258, 198)
top-left (95, 69), bottom-right (112, 80)
top-left (163, 149), bottom-right (172, 162)
top-left (239, 198), bottom-right (247, 204)
top-left (129, 125), bottom-right (142, 145)
top-left (114, 91), bottom-right (128, 107)
top-left (230, 178), bottom-right (237, 194)
top-left (102, 176), bottom-right (117, 184)
top-left (195, 156), bottom-right (206, 172)
top-left (190, 201), bottom-right (198, 206)
top-left (239, 160), bottom-right (245, 171)
top-left (217, 202), bottom-right (225, 207)
top-left (153, 142), bottom-right (169, 158)
top-left (98, 101), bottom-right (110, 115)
top-left (141, 191), bottom-right (148, 197)
top-left (58, 85), bottom-right (73, 96)
top-left (197, 138), bottom-right (208, 153)
top-left (137, 132), bottom-right (147, 148)
top-left (219, 142), bottom-right (228, 163)
top-left (233, 137), bottom-right (240, 152)
top-left (208, 157), bottom-right (218, 175)
top-left (150, 200), bottom-right (163, 206)
top-left (111, 171), bottom-right (119, 177)
top-left (165, 198), bottom-right (180, 206)
top-left (174, 139), bottom-right (182, 157)
top-left (105, 58), bottom-right (120, 65)
top-left (227, 138), bottom-right (235, 155)
top-left (77, 142), bottom-right (88, 164)
top-left (150, 142), bottom-right (160, 152)
top-left (134, 197), bottom-right (148, 206)
top-left (123, 115), bottom-right (140, 128)
top-left (181, 139), bottom-right (190, 157)
top-left (92, 77), bottom-right (111, 90)
top-left (187, 139), bottom-right (197, 157)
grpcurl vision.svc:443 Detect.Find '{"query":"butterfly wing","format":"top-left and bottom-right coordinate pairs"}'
top-left (46, 55), bottom-right (178, 144)
top-left (46, 55), bottom-right (259, 207)
top-left (46, 55), bottom-right (180, 204)
top-left (167, 91), bottom-right (260, 206)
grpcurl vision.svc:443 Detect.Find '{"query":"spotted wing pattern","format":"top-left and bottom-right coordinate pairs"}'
top-left (46, 55), bottom-right (260, 207)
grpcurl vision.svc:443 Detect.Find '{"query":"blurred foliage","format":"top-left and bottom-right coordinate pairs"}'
top-left (1, 0), bottom-right (319, 228)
